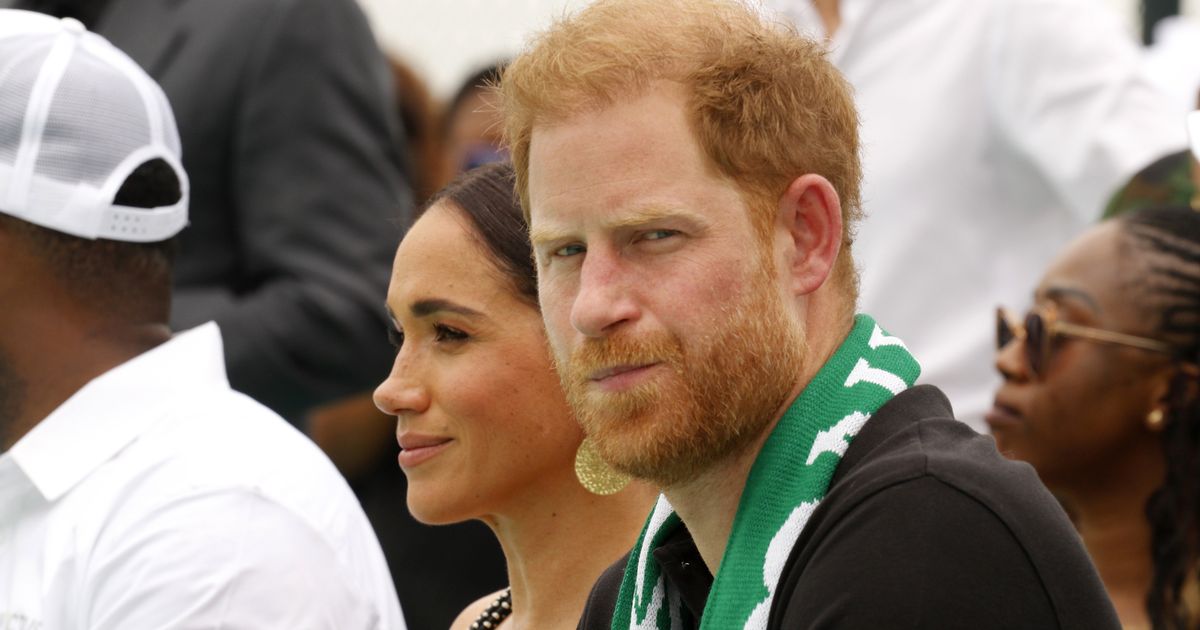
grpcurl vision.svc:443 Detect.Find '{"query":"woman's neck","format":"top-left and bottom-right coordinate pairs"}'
top-left (483, 473), bottom-right (656, 630)
top-left (1077, 499), bottom-right (1154, 627)
top-left (1062, 447), bottom-right (1164, 629)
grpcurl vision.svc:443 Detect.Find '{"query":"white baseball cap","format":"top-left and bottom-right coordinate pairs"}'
top-left (0, 9), bottom-right (188, 242)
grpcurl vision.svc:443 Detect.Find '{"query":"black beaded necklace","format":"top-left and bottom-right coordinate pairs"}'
top-left (470, 588), bottom-right (512, 630)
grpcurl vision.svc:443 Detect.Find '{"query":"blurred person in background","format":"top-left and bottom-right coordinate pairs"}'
top-left (0, 12), bottom-right (403, 627)
top-left (443, 63), bottom-right (509, 176)
top-left (310, 57), bottom-right (508, 630)
top-left (766, 0), bottom-right (1188, 428)
top-left (390, 57), bottom-right (453, 202)
top-left (373, 162), bottom-right (656, 630)
top-left (1143, 13), bottom-right (1200, 119)
top-left (1108, 90), bottom-right (1200, 215)
top-left (991, 205), bottom-right (1200, 629)
top-left (5, 0), bottom-right (415, 423)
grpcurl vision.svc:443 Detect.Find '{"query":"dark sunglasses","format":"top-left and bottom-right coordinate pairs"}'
top-left (996, 305), bottom-right (1174, 379)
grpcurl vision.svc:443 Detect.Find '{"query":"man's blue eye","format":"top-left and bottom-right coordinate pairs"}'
top-left (555, 244), bottom-right (586, 257)
top-left (643, 230), bottom-right (677, 241)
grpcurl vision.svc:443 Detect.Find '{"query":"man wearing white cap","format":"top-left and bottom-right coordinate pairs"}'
top-left (0, 11), bottom-right (405, 628)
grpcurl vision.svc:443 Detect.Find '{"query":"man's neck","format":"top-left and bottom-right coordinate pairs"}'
top-left (663, 416), bottom-right (782, 574)
top-left (0, 319), bottom-right (172, 450)
top-left (664, 308), bottom-right (854, 574)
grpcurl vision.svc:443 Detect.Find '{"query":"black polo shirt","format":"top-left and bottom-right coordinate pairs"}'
top-left (578, 385), bottom-right (1120, 630)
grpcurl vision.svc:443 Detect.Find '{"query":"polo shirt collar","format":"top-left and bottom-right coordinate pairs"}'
top-left (653, 523), bottom-right (712, 623)
top-left (6, 322), bottom-right (227, 502)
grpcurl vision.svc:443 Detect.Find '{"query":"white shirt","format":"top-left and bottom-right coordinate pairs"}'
top-left (0, 324), bottom-right (406, 629)
top-left (767, 0), bottom-right (1188, 426)
top-left (1144, 16), bottom-right (1200, 116)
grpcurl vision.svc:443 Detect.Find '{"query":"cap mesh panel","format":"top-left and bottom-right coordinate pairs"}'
top-left (32, 48), bottom-right (149, 207)
top-left (0, 38), bottom-right (51, 173)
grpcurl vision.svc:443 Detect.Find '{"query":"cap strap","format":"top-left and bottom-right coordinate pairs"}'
top-left (96, 201), bottom-right (188, 243)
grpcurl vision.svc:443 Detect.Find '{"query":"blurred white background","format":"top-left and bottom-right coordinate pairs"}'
top-left (358, 0), bottom-right (1200, 101)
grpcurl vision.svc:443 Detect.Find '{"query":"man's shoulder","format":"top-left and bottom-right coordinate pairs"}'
top-left (42, 378), bottom-right (360, 550)
top-left (120, 386), bottom-right (355, 514)
top-left (36, 389), bottom-right (399, 626)
top-left (825, 385), bottom-right (1043, 502)
top-left (817, 385), bottom-right (1080, 569)
top-left (51, 484), bottom-right (388, 627)
top-left (770, 385), bottom-right (1118, 629)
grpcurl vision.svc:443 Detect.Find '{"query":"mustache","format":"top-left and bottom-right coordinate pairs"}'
top-left (562, 331), bottom-right (684, 381)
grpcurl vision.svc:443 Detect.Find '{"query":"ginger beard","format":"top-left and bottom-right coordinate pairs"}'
top-left (558, 259), bottom-right (806, 488)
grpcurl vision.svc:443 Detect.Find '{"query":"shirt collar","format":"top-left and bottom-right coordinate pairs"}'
top-left (653, 524), bottom-right (712, 623)
top-left (6, 322), bottom-right (227, 502)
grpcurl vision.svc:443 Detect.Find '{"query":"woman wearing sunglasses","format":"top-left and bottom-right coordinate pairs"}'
top-left (990, 205), bottom-right (1200, 630)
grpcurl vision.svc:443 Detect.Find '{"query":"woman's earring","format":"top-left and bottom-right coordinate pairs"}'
top-left (574, 436), bottom-right (631, 495)
top-left (1146, 408), bottom-right (1165, 430)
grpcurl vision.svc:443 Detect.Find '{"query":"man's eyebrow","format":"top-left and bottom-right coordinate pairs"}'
top-left (529, 224), bottom-right (572, 247)
top-left (608, 206), bottom-right (692, 230)
top-left (409, 298), bottom-right (484, 318)
top-left (529, 205), bottom-right (695, 246)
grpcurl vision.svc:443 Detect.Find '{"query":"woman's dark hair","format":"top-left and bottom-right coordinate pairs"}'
top-left (1118, 206), bottom-right (1200, 629)
top-left (424, 161), bottom-right (536, 306)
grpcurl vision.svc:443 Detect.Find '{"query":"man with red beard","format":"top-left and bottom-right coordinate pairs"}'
top-left (501, 1), bottom-right (1122, 628)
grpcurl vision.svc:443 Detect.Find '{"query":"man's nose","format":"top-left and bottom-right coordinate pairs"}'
top-left (570, 249), bottom-right (640, 338)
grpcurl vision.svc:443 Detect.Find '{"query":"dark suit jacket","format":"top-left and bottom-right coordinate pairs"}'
top-left (48, 0), bottom-right (413, 420)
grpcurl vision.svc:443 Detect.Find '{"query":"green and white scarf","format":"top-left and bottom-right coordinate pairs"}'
top-left (611, 315), bottom-right (921, 630)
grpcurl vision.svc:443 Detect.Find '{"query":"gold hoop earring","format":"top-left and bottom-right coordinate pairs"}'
top-left (1147, 408), bottom-right (1165, 429)
top-left (574, 436), bottom-right (631, 495)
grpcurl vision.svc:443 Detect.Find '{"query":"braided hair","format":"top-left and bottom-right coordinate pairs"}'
top-left (1117, 206), bottom-right (1200, 629)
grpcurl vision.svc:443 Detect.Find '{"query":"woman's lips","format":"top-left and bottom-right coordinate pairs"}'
top-left (396, 434), bottom-right (453, 468)
top-left (985, 401), bottom-right (1023, 429)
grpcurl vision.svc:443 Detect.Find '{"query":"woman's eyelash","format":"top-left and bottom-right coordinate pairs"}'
top-left (433, 324), bottom-right (469, 342)
top-left (387, 323), bottom-right (467, 348)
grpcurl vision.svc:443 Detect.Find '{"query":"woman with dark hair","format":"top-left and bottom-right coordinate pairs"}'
top-left (373, 162), bottom-right (655, 630)
top-left (989, 205), bottom-right (1200, 629)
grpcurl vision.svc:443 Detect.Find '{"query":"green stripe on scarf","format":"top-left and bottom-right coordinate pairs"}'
top-left (611, 315), bottom-right (921, 630)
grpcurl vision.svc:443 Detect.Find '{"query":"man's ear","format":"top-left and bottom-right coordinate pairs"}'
top-left (776, 174), bottom-right (843, 297)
